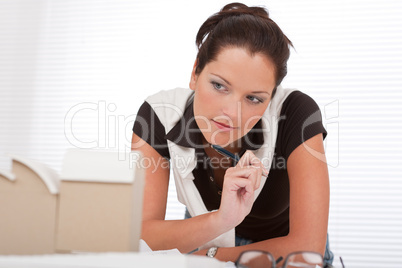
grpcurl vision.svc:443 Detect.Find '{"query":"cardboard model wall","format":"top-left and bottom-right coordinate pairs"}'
top-left (0, 150), bottom-right (145, 255)
top-left (0, 156), bottom-right (59, 254)
top-left (56, 150), bottom-right (145, 253)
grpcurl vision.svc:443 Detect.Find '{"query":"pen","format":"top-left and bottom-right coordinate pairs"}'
top-left (211, 144), bottom-right (240, 165)
top-left (211, 145), bottom-right (268, 177)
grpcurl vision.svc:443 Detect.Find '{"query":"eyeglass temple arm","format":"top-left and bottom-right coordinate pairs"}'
top-left (275, 256), bottom-right (283, 264)
top-left (323, 257), bottom-right (345, 268)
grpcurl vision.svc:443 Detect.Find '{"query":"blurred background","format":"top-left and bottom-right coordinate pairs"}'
top-left (1, 0), bottom-right (401, 267)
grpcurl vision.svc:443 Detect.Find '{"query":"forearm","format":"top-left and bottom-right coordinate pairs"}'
top-left (141, 154), bottom-right (266, 253)
top-left (206, 232), bottom-right (327, 263)
top-left (141, 211), bottom-right (232, 253)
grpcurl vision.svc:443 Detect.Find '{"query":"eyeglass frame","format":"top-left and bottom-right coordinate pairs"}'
top-left (235, 250), bottom-right (333, 268)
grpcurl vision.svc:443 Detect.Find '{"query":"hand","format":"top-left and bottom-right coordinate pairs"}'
top-left (217, 151), bottom-right (267, 227)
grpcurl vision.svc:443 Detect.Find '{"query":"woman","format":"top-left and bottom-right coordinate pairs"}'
top-left (132, 2), bottom-right (333, 265)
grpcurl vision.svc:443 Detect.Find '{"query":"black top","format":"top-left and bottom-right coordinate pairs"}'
top-left (133, 90), bottom-right (327, 242)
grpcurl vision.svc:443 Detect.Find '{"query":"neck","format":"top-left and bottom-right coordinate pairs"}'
top-left (202, 137), bottom-right (242, 155)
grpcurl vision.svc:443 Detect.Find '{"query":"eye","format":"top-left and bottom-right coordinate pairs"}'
top-left (211, 81), bottom-right (226, 91)
top-left (246, 95), bottom-right (264, 104)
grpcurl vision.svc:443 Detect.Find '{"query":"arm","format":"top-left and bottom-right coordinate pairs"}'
top-left (194, 134), bottom-right (330, 262)
top-left (131, 133), bottom-right (264, 253)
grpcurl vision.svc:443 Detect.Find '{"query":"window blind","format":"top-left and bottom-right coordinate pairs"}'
top-left (1, 1), bottom-right (401, 267)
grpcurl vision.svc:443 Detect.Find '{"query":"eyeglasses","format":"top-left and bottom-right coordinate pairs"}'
top-left (235, 250), bottom-right (336, 268)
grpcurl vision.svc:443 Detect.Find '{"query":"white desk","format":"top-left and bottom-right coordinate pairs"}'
top-left (0, 252), bottom-right (234, 268)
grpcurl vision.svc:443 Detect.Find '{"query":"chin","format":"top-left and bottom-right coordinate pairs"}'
top-left (205, 132), bottom-right (241, 148)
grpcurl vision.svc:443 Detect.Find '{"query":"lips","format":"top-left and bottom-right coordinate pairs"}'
top-left (212, 120), bottom-right (236, 131)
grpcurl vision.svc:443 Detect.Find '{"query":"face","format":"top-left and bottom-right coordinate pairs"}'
top-left (189, 47), bottom-right (276, 148)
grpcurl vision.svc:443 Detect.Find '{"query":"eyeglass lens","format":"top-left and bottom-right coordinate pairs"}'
top-left (237, 251), bottom-right (275, 268)
top-left (283, 252), bottom-right (324, 268)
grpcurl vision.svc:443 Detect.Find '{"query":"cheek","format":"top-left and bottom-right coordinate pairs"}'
top-left (241, 109), bottom-right (266, 134)
top-left (194, 87), bottom-right (219, 115)
top-left (198, 90), bottom-right (211, 107)
top-left (193, 89), bottom-right (216, 131)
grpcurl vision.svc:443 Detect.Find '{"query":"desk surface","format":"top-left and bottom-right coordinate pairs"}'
top-left (0, 252), bottom-right (234, 268)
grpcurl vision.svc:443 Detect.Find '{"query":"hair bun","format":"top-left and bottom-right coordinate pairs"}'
top-left (221, 2), bottom-right (270, 20)
top-left (196, 2), bottom-right (271, 49)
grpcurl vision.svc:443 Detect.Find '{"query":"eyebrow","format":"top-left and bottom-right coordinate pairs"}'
top-left (251, 91), bottom-right (270, 95)
top-left (211, 73), bottom-right (271, 95)
top-left (211, 73), bottom-right (232, 86)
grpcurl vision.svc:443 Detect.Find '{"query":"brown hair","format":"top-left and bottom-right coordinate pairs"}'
top-left (195, 2), bottom-right (293, 94)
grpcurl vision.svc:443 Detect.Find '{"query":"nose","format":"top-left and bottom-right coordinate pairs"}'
top-left (221, 98), bottom-right (241, 122)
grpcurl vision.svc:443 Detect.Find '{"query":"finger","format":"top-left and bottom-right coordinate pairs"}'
top-left (224, 176), bottom-right (254, 197)
top-left (248, 166), bottom-right (262, 189)
top-left (225, 166), bottom-right (260, 190)
top-left (247, 152), bottom-right (268, 176)
top-left (236, 150), bottom-right (252, 168)
top-left (226, 165), bottom-right (259, 178)
top-left (236, 179), bottom-right (254, 204)
top-left (236, 151), bottom-right (268, 177)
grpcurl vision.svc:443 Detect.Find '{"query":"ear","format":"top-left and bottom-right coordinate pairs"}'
top-left (189, 59), bottom-right (198, 90)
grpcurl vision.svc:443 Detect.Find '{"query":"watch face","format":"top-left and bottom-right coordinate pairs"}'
top-left (207, 247), bottom-right (218, 257)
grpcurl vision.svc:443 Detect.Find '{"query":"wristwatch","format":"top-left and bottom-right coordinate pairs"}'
top-left (206, 246), bottom-right (218, 258)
